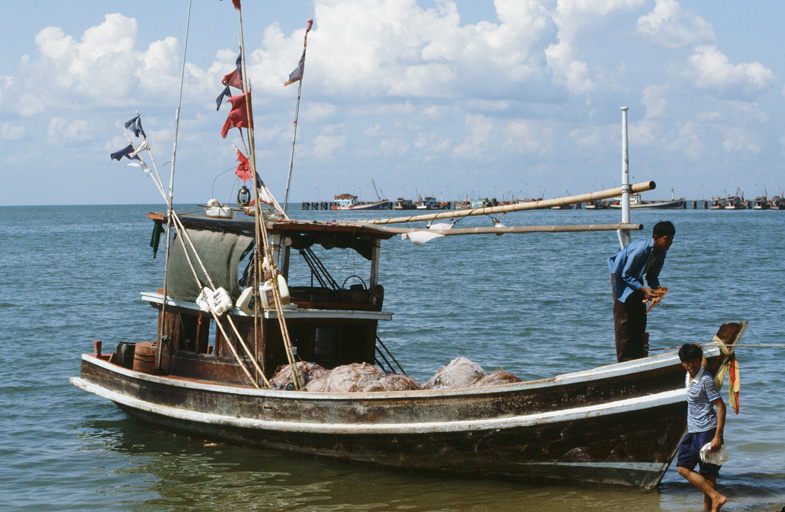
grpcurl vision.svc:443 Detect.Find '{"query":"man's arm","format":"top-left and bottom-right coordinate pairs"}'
top-left (711, 397), bottom-right (726, 451)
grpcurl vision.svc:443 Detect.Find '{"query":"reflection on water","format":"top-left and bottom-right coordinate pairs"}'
top-left (74, 418), bottom-right (785, 512)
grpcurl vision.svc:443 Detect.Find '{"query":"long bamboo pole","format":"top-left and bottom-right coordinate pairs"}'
top-left (283, 19), bottom-right (313, 214)
top-left (364, 222), bottom-right (643, 236)
top-left (365, 181), bottom-right (655, 225)
top-left (156, 0), bottom-right (193, 373)
top-left (236, 6), bottom-right (301, 389)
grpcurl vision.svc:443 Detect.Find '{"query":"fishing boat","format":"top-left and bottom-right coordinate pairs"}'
top-left (415, 196), bottom-right (439, 209)
top-left (331, 193), bottom-right (393, 210)
top-left (584, 200), bottom-right (610, 209)
top-left (609, 190), bottom-right (686, 209)
top-left (393, 198), bottom-right (415, 210)
top-left (71, 9), bottom-right (746, 490)
top-left (752, 194), bottom-right (770, 210)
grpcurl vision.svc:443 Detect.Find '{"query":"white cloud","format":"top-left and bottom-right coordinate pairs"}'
top-left (0, 76), bottom-right (12, 105)
top-left (1, 123), bottom-right (25, 141)
top-left (641, 84), bottom-right (669, 118)
top-left (684, 45), bottom-right (775, 97)
top-left (312, 133), bottom-right (346, 158)
top-left (453, 114), bottom-right (494, 157)
top-left (48, 117), bottom-right (92, 145)
top-left (545, 0), bottom-right (645, 95)
top-left (637, 0), bottom-right (716, 48)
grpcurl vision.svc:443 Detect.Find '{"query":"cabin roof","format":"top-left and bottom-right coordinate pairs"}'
top-left (148, 212), bottom-right (396, 261)
top-left (148, 212), bottom-right (396, 239)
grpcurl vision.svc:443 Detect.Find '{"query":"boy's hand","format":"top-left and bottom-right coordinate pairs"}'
top-left (710, 435), bottom-right (723, 452)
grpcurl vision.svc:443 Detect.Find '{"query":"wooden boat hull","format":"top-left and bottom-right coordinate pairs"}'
top-left (72, 349), bottom-right (713, 488)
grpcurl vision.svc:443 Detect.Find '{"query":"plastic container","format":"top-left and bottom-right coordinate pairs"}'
top-left (260, 275), bottom-right (290, 309)
top-left (236, 286), bottom-right (255, 315)
top-left (196, 287), bottom-right (233, 316)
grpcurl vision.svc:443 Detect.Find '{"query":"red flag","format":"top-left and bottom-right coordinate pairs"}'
top-left (220, 91), bottom-right (253, 138)
top-left (234, 149), bottom-right (252, 182)
top-left (222, 53), bottom-right (243, 90)
top-left (220, 0), bottom-right (241, 10)
top-left (222, 68), bottom-right (243, 89)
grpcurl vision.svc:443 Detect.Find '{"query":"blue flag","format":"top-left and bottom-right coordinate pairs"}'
top-left (216, 86), bottom-right (231, 111)
top-left (110, 144), bottom-right (141, 161)
top-left (124, 115), bottom-right (146, 138)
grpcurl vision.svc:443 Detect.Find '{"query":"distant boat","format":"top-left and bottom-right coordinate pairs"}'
top-left (394, 198), bottom-right (415, 210)
top-left (584, 200), bottom-right (610, 209)
top-left (723, 196), bottom-right (743, 210)
top-left (415, 196), bottom-right (438, 209)
top-left (771, 195), bottom-right (785, 210)
top-left (610, 191), bottom-right (685, 209)
top-left (331, 193), bottom-right (392, 210)
top-left (753, 195), bottom-right (771, 210)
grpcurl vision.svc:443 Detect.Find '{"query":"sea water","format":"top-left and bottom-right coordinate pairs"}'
top-left (0, 204), bottom-right (783, 511)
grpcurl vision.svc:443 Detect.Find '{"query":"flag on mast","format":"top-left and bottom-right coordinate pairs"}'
top-left (234, 147), bottom-right (252, 182)
top-left (222, 53), bottom-right (243, 90)
top-left (220, 91), bottom-right (253, 138)
top-left (217, 53), bottom-right (243, 111)
top-left (124, 115), bottom-right (146, 138)
top-left (220, 0), bottom-right (241, 10)
top-left (284, 21), bottom-right (311, 87)
top-left (284, 50), bottom-right (306, 86)
top-left (110, 144), bottom-right (141, 161)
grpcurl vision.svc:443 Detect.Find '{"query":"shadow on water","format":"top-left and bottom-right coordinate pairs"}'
top-left (71, 416), bottom-right (785, 512)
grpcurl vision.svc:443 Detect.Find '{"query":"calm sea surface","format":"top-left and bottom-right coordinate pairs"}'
top-left (1, 204), bottom-right (783, 511)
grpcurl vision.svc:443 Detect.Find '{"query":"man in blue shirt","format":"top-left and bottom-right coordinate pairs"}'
top-left (607, 221), bottom-right (675, 361)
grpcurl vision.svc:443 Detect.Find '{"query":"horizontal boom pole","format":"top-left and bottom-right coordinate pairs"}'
top-left (366, 181), bottom-right (656, 225)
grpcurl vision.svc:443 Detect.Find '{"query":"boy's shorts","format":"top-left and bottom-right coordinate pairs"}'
top-left (677, 428), bottom-right (722, 477)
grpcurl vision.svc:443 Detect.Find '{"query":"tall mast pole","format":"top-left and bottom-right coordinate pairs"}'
top-left (618, 106), bottom-right (632, 249)
top-left (283, 19), bottom-right (313, 214)
top-left (156, 0), bottom-right (193, 372)
top-left (236, 6), bottom-right (302, 389)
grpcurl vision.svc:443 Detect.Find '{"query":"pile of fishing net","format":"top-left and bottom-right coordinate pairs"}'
top-left (423, 356), bottom-right (521, 389)
top-left (271, 356), bottom-right (520, 392)
top-left (270, 361), bottom-right (328, 390)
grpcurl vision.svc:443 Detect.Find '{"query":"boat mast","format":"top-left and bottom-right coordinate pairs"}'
top-left (236, 6), bottom-right (302, 389)
top-left (156, 0), bottom-right (193, 373)
top-left (618, 106), bottom-right (632, 249)
top-left (283, 19), bottom-right (313, 214)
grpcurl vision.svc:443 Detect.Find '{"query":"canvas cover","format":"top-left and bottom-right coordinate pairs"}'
top-left (166, 228), bottom-right (253, 301)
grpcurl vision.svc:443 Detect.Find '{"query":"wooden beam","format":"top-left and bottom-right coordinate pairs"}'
top-left (365, 181), bottom-right (655, 225)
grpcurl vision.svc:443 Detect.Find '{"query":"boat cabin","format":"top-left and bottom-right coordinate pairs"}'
top-left (141, 213), bottom-right (396, 385)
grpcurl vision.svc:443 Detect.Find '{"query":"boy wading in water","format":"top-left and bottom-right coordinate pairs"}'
top-left (677, 343), bottom-right (727, 512)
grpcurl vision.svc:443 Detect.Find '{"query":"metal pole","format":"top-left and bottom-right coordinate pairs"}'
top-left (618, 106), bottom-right (632, 249)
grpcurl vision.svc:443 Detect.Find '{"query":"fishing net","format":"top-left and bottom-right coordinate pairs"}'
top-left (270, 361), bottom-right (328, 390)
top-left (362, 373), bottom-right (422, 392)
top-left (322, 362), bottom-right (385, 392)
top-left (423, 356), bottom-right (486, 389)
top-left (472, 370), bottom-right (522, 387)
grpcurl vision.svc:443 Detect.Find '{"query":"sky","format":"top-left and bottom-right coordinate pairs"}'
top-left (1, 0), bottom-right (784, 206)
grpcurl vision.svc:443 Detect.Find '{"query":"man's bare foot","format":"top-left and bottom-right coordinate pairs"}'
top-left (711, 493), bottom-right (727, 512)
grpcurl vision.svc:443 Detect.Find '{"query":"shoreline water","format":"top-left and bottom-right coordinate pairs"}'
top-left (1, 205), bottom-right (783, 511)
